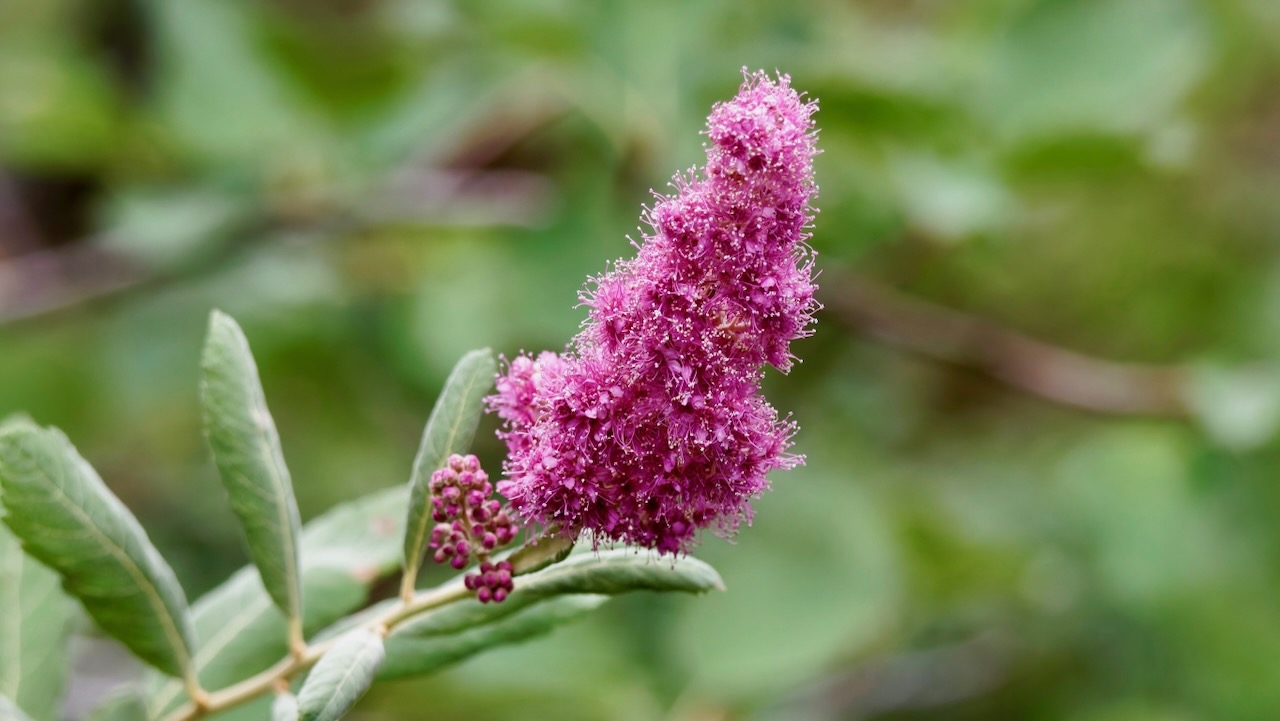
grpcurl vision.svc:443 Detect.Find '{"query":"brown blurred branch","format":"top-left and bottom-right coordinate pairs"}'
top-left (0, 240), bottom-right (151, 324)
top-left (821, 270), bottom-right (1192, 417)
top-left (0, 74), bottom-right (574, 328)
top-left (0, 169), bottom-right (552, 327)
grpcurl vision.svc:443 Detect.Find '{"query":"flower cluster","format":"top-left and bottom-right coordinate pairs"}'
top-left (463, 560), bottom-right (515, 604)
top-left (489, 69), bottom-right (819, 555)
top-left (427, 454), bottom-right (517, 601)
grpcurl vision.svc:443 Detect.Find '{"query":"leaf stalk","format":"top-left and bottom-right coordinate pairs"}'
top-left (158, 582), bottom-right (470, 721)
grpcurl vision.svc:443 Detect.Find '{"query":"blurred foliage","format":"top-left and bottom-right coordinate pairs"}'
top-left (4, 0), bottom-right (1280, 719)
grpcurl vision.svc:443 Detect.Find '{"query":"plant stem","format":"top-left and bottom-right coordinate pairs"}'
top-left (157, 582), bottom-right (471, 721)
top-left (287, 615), bottom-right (306, 659)
top-left (382, 580), bottom-right (470, 629)
top-left (398, 571), bottom-right (417, 605)
top-left (181, 673), bottom-right (209, 714)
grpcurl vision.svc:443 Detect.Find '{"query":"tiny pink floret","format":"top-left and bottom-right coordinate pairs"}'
top-left (488, 70), bottom-right (819, 555)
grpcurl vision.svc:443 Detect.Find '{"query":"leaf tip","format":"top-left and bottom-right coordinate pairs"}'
top-left (207, 307), bottom-right (233, 326)
top-left (202, 309), bottom-right (244, 361)
top-left (0, 412), bottom-right (35, 434)
top-left (0, 416), bottom-right (37, 440)
top-left (463, 347), bottom-right (497, 370)
top-left (692, 559), bottom-right (726, 592)
top-left (204, 308), bottom-right (252, 349)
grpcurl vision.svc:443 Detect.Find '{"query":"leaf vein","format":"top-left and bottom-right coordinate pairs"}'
top-left (251, 412), bottom-right (301, 625)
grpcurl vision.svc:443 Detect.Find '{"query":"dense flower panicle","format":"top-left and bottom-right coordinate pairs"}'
top-left (426, 454), bottom-right (517, 601)
top-left (488, 70), bottom-right (819, 555)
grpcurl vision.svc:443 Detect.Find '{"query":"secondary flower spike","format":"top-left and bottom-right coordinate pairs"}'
top-left (489, 69), bottom-right (819, 554)
top-left (427, 453), bottom-right (517, 602)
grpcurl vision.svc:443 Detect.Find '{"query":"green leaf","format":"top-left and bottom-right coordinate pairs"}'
top-left (378, 595), bottom-right (607, 680)
top-left (300, 549), bottom-right (721, 683)
top-left (0, 416), bottom-right (31, 434)
top-left (297, 629), bottom-right (385, 721)
top-left (505, 533), bottom-right (575, 575)
top-left (145, 487), bottom-right (407, 718)
top-left (0, 693), bottom-right (36, 721)
top-left (200, 310), bottom-right (304, 629)
top-left (394, 549), bottom-right (723, 642)
top-left (0, 424), bottom-right (196, 679)
top-left (270, 693), bottom-right (298, 721)
top-left (402, 349), bottom-right (495, 586)
top-left (0, 502), bottom-right (75, 721)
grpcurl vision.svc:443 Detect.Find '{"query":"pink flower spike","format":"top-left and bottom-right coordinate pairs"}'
top-left (488, 70), bottom-right (819, 556)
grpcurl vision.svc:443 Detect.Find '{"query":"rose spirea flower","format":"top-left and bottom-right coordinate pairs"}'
top-left (488, 70), bottom-right (819, 555)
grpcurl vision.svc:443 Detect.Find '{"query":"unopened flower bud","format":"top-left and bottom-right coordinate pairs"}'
top-left (423, 455), bottom-right (520, 601)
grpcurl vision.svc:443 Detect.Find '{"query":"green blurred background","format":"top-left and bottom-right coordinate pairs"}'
top-left (4, 0), bottom-right (1280, 718)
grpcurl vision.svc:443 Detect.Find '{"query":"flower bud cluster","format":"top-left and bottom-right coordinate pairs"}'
top-left (426, 454), bottom-right (517, 602)
top-left (463, 560), bottom-right (514, 603)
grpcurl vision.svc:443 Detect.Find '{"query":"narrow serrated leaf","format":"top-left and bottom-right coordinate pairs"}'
top-left (0, 425), bottom-right (195, 679)
top-left (0, 693), bottom-right (37, 721)
top-left (200, 310), bottom-right (303, 627)
top-left (394, 549), bottom-right (722, 641)
top-left (297, 629), bottom-right (384, 721)
top-left (145, 487), bottom-right (407, 718)
top-left (0, 501), bottom-right (75, 721)
top-left (378, 595), bottom-right (606, 680)
top-left (402, 349), bottom-right (495, 585)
